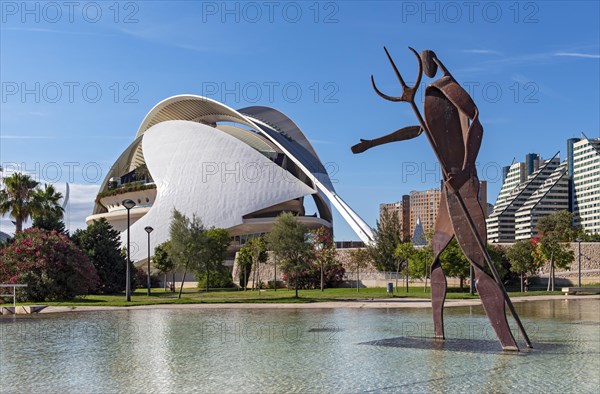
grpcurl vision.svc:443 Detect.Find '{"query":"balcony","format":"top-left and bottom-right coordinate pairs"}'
top-left (86, 182), bottom-right (157, 231)
top-left (95, 182), bottom-right (157, 212)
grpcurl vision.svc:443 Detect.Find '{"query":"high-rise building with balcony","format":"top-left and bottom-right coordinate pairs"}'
top-left (514, 161), bottom-right (569, 240)
top-left (379, 194), bottom-right (411, 241)
top-left (381, 182), bottom-right (488, 243)
top-left (409, 188), bottom-right (441, 237)
top-left (571, 135), bottom-right (600, 234)
top-left (487, 153), bottom-right (567, 243)
top-left (488, 134), bottom-right (599, 242)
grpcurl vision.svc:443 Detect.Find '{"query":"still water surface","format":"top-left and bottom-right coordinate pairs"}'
top-left (1, 299), bottom-right (598, 393)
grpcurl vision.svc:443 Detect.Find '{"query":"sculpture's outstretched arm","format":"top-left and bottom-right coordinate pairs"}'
top-left (351, 125), bottom-right (422, 154)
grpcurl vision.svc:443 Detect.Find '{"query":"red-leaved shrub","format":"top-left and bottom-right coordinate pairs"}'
top-left (0, 228), bottom-right (99, 301)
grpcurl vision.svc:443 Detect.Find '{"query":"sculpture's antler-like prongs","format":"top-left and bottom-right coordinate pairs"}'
top-left (371, 75), bottom-right (403, 102)
top-left (370, 46), bottom-right (424, 104)
top-left (407, 46), bottom-right (423, 89)
top-left (384, 46), bottom-right (408, 88)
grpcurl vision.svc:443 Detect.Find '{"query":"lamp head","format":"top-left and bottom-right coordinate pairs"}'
top-left (122, 199), bottom-right (136, 210)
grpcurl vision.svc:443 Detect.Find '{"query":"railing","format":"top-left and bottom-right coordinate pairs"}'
top-left (0, 284), bottom-right (28, 308)
top-left (335, 241), bottom-right (366, 249)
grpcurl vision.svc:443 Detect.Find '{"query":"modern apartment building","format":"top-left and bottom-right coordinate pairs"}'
top-left (514, 161), bottom-right (569, 240)
top-left (487, 153), bottom-right (566, 243)
top-left (379, 194), bottom-right (411, 241)
top-left (571, 135), bottom-right (600, 234)
top-left (488, 134), bottom-right (599, 242)
top-left (409, 188), bottom-right (441, 237)
top-left (380, 183), bottom-right (488, 242)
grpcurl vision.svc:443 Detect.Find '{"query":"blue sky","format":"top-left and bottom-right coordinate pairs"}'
top-left (1, 1), bottom-right (599, 239)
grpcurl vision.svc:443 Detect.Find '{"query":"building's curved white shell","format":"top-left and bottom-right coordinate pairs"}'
top-left (125, 120), bottom-right (315, 261)
top-left (88, 95), bottom-right (374, 262)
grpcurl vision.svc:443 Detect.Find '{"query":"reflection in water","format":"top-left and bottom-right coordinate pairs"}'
top-left (0, 299), bottom-right (598, 393)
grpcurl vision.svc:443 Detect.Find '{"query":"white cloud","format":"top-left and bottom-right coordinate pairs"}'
top-left (0, 26), bottom-right (115, 37)
top-left (554, 52), bottom-right (600, 59)
top-left (461, 49), bottom-right (502, 55)
top-left (0, 135), bottom-right (55, 140)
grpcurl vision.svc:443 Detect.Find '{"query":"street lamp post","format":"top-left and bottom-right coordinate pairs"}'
top-left (406, 258), bottom-right (409, 293)
top-left (273, 258), bottom-right (277, 292)
top-left (316, 243), bottom-right (324, 292)
top-left (122, 199), bottom-right (136, 302)
top-left (423, 248), bottom-right (428, 292)
top-left (576, 237), bottom-right (583, 287)
top-left (145, 226), bottom-right (154, 296)
top-left (469, 265), bottom-right (474, 296)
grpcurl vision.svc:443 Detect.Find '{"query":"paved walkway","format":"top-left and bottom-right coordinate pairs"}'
top-left (38, 294), bottom-right (600, 314)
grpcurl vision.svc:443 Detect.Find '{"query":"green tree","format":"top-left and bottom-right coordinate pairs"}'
top-left (538, 210), bottom-right (579, 241)
top-left (32, 183), bottom-right (64, 221)
top-left (437, 240), bottom-right (508, 291)
top-left (236, 245), bottom-right (253, 289)
top-left (32, 211), bottom-right (65, 233)
top-left (196, 227), bottom-right (231, 292)
top-left (153, 241), bottom-right (175, 292)
top-left (267, 213), bottom-right (312, 298)
top-left (506, 239), bottom-right (537, 292)
top-left (31, 184), bottom-right (65, 233)
top-left (537, 211), bottom-right (576, 291)
top-left (409, 246), bottom-right (431, 280)
top-left (347, 248), bottom-right (371, 292)
top-left (486, 244), bottom-right (509, 281)
top-left (169, 209), bottom-right (206, 298)
top-left (0, 173), bottom-right (39, 232)
top-left (369, 207), bottom-right (402, 272)
top-left (440, 238), bottom-right (470, 289)
top-left (575, 231), bottom-right (600, 242)
top-left (135, 163), bottom-right (152, 183)
top-left (394, 242), bottom-right (416, 292)
top-left (72, 218), bottom-right (129, 294)
top-left (310, 226), bottom-right (337, 292)
top-left (569, 214), bottom-right (600, 241)
top-left (245, 237), bottom-right (268, 290)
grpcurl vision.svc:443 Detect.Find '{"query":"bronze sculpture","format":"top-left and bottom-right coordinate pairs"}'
top-left (353, 47), bottom-right (532, 351)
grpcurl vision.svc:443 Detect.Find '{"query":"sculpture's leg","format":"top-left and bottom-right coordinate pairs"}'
top-left (430, 186), bottom-right (453, 339)
top-left (472, 265), bottom-right (518, 350)
top-left (445, 177), bottom-right (518, 351)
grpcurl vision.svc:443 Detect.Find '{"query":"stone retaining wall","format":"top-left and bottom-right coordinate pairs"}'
top-left (168, 243), bottom-right (599, 289)
top-left (538, 242), bottom-right (600, 285)
top-left (231, 249), bottom-right (464, 289)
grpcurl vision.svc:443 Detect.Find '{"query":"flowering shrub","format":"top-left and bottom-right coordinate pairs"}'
top-left (0, 228), bottom-right (99, 301)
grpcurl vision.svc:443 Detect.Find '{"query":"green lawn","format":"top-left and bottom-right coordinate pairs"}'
top-left (8, 286), bottom-right (567, 308)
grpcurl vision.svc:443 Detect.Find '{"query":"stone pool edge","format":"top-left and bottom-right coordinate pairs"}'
top-left (33, 294), bottom-right (600, 314)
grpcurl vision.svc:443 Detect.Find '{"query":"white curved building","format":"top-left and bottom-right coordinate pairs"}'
top-left (86, 95), bottom-right (374, 262)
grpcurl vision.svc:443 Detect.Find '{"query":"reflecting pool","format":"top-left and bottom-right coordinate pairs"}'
top-left (1, 299), bottom-right (598, 393)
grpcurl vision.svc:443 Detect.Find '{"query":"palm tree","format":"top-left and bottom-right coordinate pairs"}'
top-left (33, 184), bottom-right (64, 218)
top-left (0, 173), bottom-right (39, 232)
top-left (32, 184), bottom-right (64, 231)
top-left (135, 163), bottom-right (152, 183)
